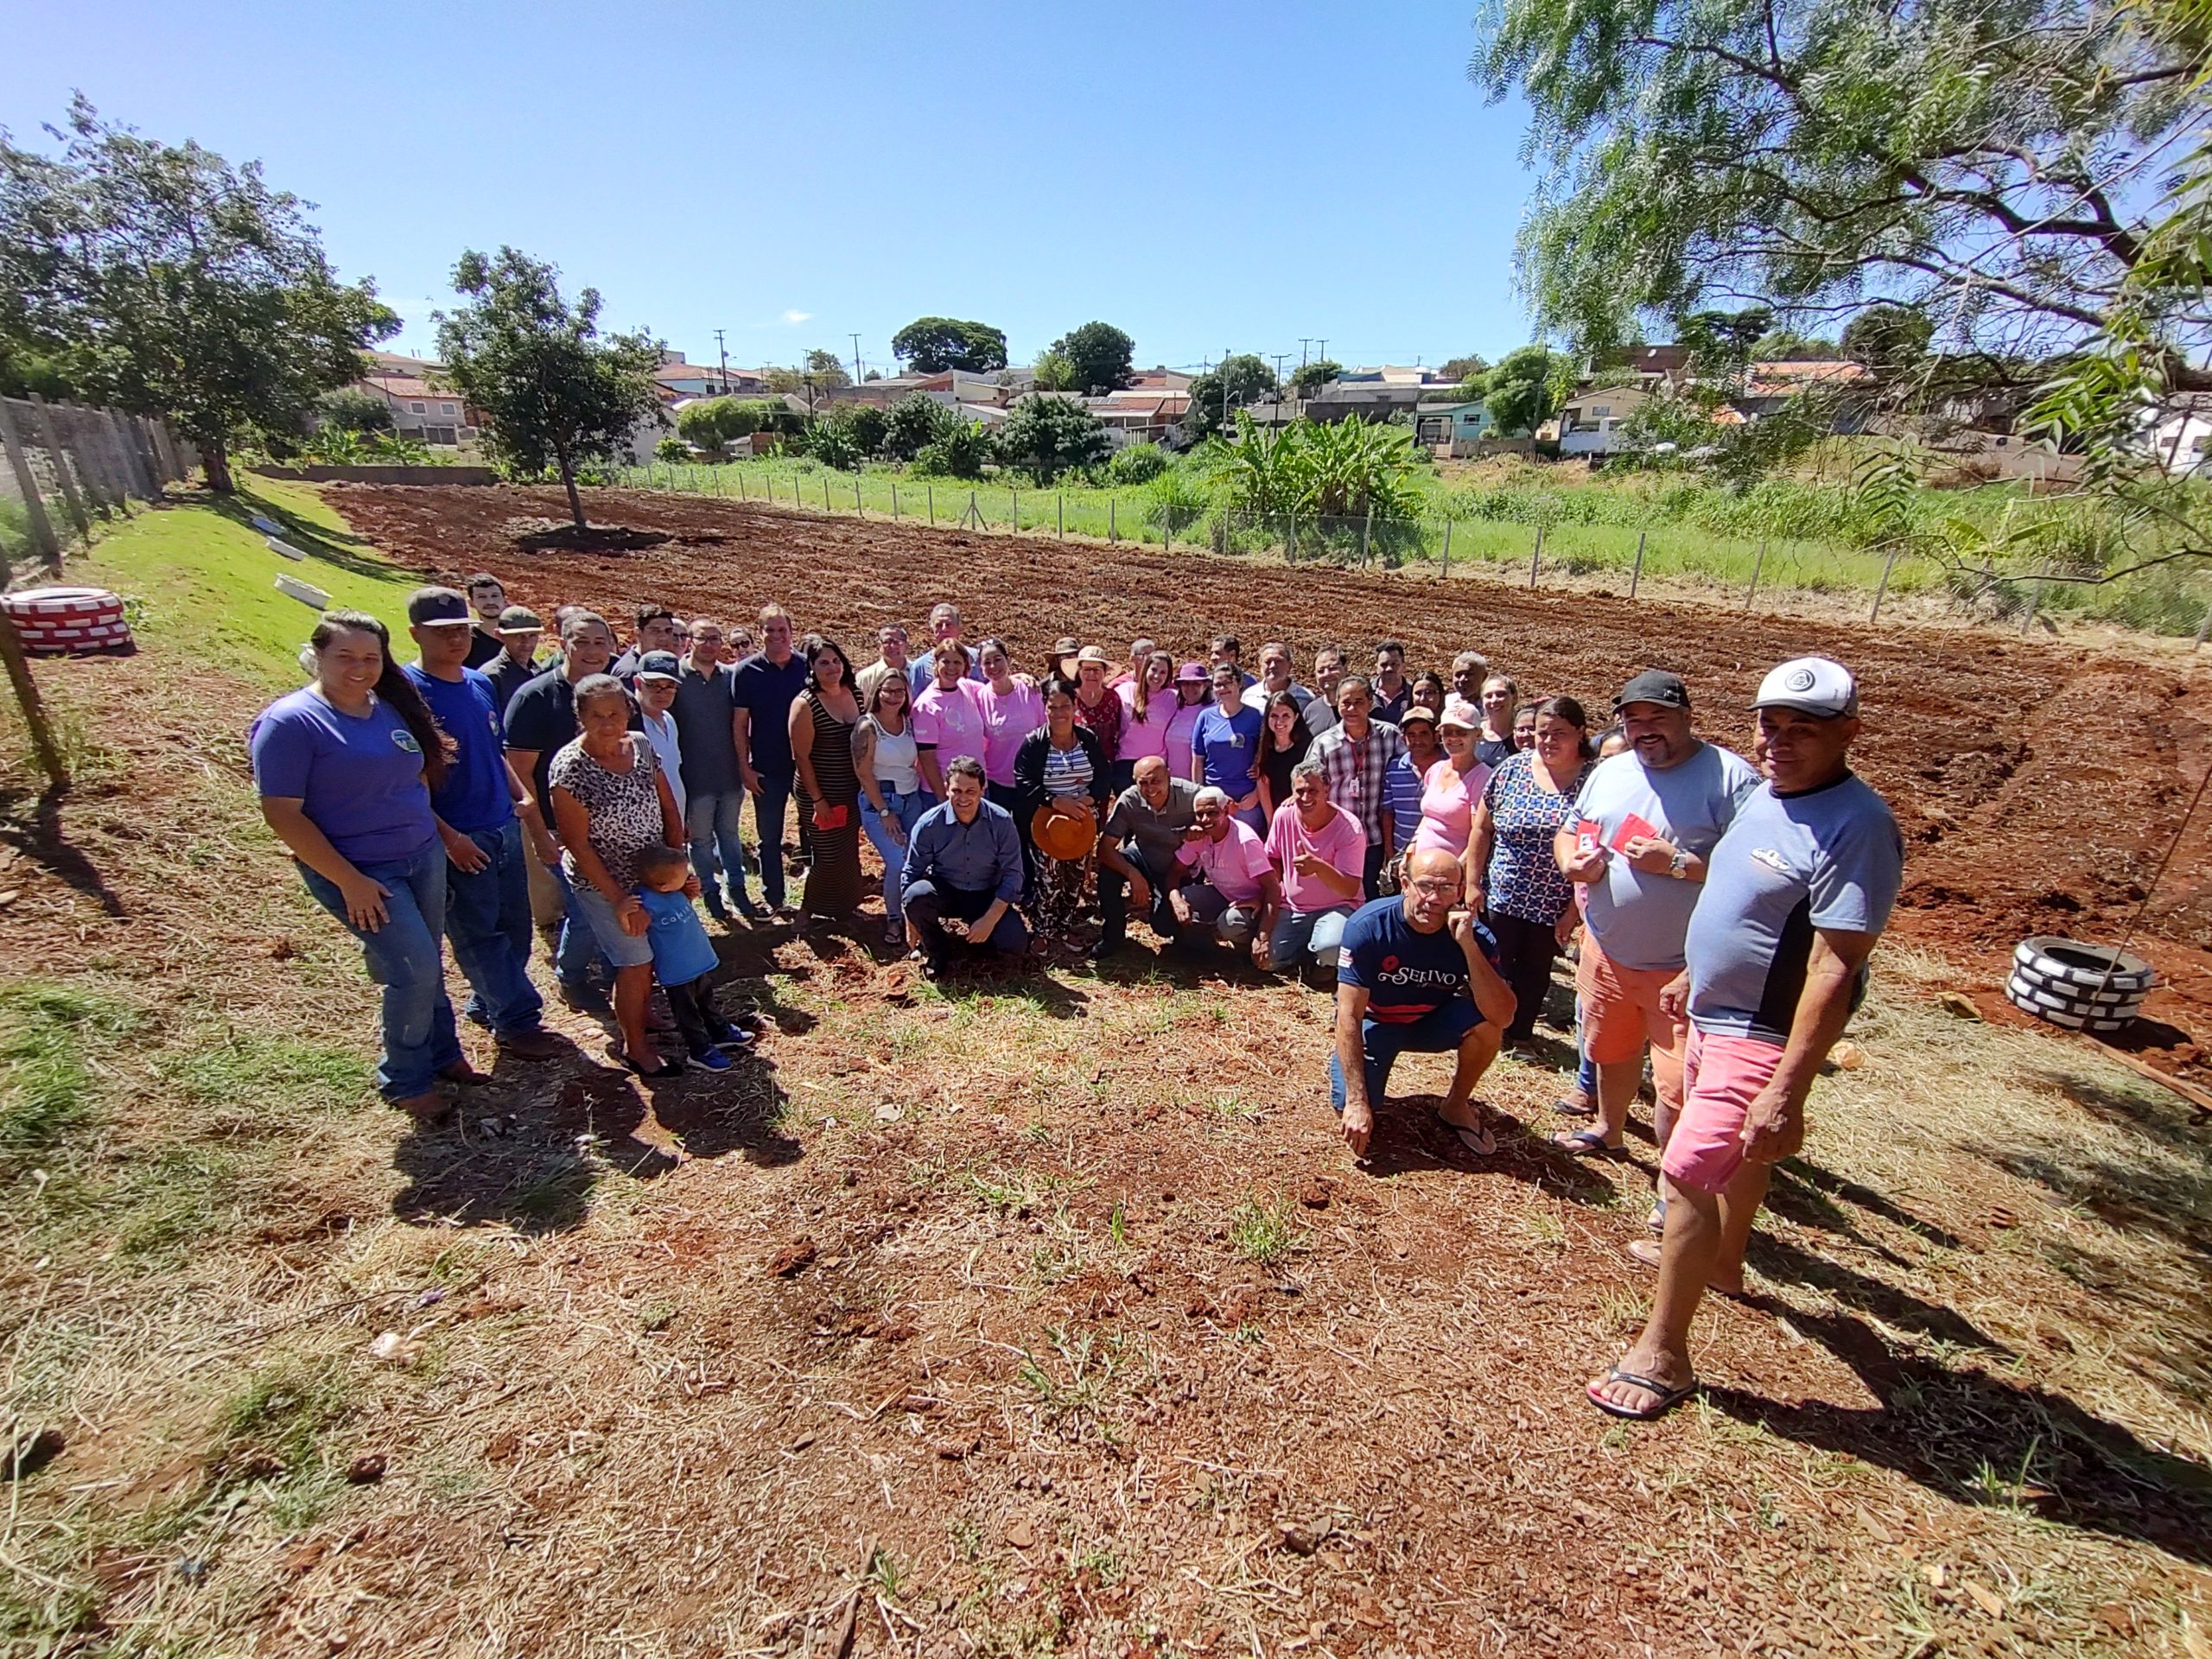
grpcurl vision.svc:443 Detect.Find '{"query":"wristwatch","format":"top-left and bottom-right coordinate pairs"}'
top-left (1669, 844), bottom-right (1692, 878)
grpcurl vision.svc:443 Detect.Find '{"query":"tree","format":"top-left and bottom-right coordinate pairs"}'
top-left (1048, 322), bottom-right (1135, 394)
top-left (1290, 359), bottom-right (1343, 397)
top-left (319, 387), bottom-right (394, 435)
top-left (842, 404), bottom-right (888, 457)
top-left (891, 316), bottom-right (1008, 372)
top-left (0, 98), bottom-right (397, 492)
top-left (1031, 350), bottom-right (1077, 391)
top-left (1840, 305), bottom-right (1935, 376)
top-left (1183, 354), bottom-right (1279, 440)
top-left (995, 395), bottom-right (1109, 484)
top-left (884, 391), bottom-right (953, 461)
top-left (676, 396), bottom-right (760, 457)
top-left (912, 418), bottom-right (991, 480)
top-left (1439, 354), bottom-right (1490, 383)
top-left (803, 348), bottom-right (852, 389)
top-left (435, 246), bottom-right (661, 531)
top-left (1751, 328), bottom-right (1839, 360)
top-left (1477, 345), bottom-right (1560, 435)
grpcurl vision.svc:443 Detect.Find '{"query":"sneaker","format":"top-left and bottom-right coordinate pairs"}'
top-left (710, 1025), bottom-right (755, 1052)
top-left (1088, 937), bottom-right (1125, 962)
top-left (730, 889), bottom-right (764, 923)
top-left (686, 1046), bottom-right (734, 1073)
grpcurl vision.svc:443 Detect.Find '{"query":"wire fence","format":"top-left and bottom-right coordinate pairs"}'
top-left (0, 395), bottom-right (194, 579)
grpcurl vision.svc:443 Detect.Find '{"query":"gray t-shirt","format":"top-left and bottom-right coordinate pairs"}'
top-left (1573, 742), bottom-right (1761, 971)
top-left (1102, 777), bottom-right (1201, 876)
top-left (1687, 773), bottom-right (1903, 1043)
top-left (670, 660), bottom-right (741, 796)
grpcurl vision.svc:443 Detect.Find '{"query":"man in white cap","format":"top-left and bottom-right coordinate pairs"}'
top-left (1589, 658), bottom-right (1903, 1420)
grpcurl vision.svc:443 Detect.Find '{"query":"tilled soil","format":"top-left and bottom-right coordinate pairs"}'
top-left (338, 482), bottom-right (2212, 1073)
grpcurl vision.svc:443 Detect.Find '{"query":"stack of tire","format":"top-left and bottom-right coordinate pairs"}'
top-left (2005, 936), bottom-right (2154, 1035)
top-left (1, 587), bottom-right (133, 657)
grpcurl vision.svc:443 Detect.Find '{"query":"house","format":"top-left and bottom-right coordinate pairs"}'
top-left (652, 352), bottom-right (766, 399)
top-left (1303, 383), bottom-right (1432, 423)
top-left (2142, 395), bottom-right (2212, 475)
top-left (352, 374), bottom-right (475, 447)
top-left (1412, 402), bottom-right (1493, 454)
top-left (1335, 365), bottom-right (1452, 387)
top-left (1557, 385), bottom-right (1655, 456)
top-left (1080, 389), bottom-right (1190, 446)
top-left (1126, 367), bottom-right (1193, 391)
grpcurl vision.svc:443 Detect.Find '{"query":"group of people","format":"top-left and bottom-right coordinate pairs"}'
top-left (250, 568), bottom-right (1904, 1423)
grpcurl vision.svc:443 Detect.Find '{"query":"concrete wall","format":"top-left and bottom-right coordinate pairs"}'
top-left (253, 464), bottom-right (501, 486)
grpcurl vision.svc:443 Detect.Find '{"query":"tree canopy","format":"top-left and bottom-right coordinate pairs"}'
top-left (883, 391), bottom-right (954, 461)
top-left (676, 396), bottom-right (760, 456)
top-left (1289, 359), bottom-right (1343, 397)
top-left (1473, 345), bottom-right (1561, 436)
top-left (995, 394), bottom-right (1109, 484)
top-left (891, 316), bottom-right (1008, 373)
top-left (1048, 322), bottom-right (1135, 395)
top-left (0, 98), bottom-right (396, 491)
top-left (1183, 354), bottom-right (1280, 439)
top-left (435, 246), bottom-right (661, 531)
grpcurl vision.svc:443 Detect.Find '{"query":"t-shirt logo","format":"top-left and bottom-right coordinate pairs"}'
top-left (391, 729), bottom-right (422, 754)
top-left (1381, 955), bottom-right (1400, 974)
top-left (1784, 666), bottom-right (1817, 693)
top-left (1751, 847), bottom-right (1793, 875)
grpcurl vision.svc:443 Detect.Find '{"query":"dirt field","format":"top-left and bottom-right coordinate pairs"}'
top-left (4, 483), bottom-right (2210, 1657)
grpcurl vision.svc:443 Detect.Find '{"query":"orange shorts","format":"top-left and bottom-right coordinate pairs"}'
top-left (1575, 936), bottom-right (1687, 1119)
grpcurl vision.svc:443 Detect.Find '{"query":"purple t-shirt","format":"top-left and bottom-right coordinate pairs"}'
top-left (250, 687), bottom-right (438, 865)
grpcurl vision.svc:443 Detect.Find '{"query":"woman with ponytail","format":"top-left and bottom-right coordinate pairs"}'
top-left (251, 609), bottom-right (474, 1120)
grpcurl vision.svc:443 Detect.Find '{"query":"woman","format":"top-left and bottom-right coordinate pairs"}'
top-left (1465, 694), bottom-right (1594, 1050)
top-left (1410, 670), bottom-right (1448, 720)
top-left (1414, 704), bottom-right (1492, 859)
top-left (1111, 650), bottom-right (1178, 797)
top-left (788, 632), bottom-right (863, 922)
top-left (1014, 676), bottom-right (1111, 951)
top-left (1512, 703), bottom-right (1538, 752)
top-left (1477, 675), bottom-right (1521, 769)
top-left (1382, 706), bottom-right (1442, 889)
top-left (252, 611), bottom-right (469, 1118)
top-left (1071, 646), bottom-right (1124, 760)
top-left (975, 638), bottom-right (1044, 817)
top-left (549, 673), bottom-right (692, 1078)
top-left (1162, 660), bottom-right (1210, 766)
top-left (914, 639), bottom-right (988, 799)
top-left (854, 671), bottom-right (930, 945)
top-left (1190, 663), bottom-right (1264, 830)
top-left (1254, 690), bottom-right (1311, 823)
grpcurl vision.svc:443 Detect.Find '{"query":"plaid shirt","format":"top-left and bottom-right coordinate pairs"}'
top-left (1309, 719), bottom-right (1407, 846)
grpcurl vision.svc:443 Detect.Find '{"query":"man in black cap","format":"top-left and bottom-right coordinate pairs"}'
top-left (1550, 669), bottom-right (1759, 1172)
top-left (483, 604), bottom-right (548, 717)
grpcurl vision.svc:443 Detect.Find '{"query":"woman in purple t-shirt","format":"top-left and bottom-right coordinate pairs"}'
top-left (250, 611), bottom-right (467, 1118)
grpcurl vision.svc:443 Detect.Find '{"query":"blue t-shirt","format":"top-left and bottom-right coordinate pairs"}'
top-left (403, 664), bottom-right (514, 836)
top-left (1384, 751), bottom-right (1426, 851)
top-left (1572, 742), bottom-right (1762, 972)
top-left (250, 687), bottom-right (438, 866)
top-left (1687, 773), bottom-right (1904, 1044)
top-left (638, 887), bottom-right (720, 985)
top-left (732, 652), bottom-right (810, 781)
top-left (1337, 896), bottom-right (1498, 1025)
top-left (1192, 702), bottom-right (1264, 798)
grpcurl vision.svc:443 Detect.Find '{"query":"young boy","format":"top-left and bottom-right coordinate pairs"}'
top-left (633, 843), bottom-right (753, 1072)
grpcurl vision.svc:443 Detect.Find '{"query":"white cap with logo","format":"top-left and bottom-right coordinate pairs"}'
top-left (1752, 657), bottom-right (1858, 718)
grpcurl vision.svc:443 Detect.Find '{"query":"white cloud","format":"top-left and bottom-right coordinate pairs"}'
top-left (781, 308), bottom-right (812, 325)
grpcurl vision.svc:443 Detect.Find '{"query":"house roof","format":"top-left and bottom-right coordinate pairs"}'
top-left (360, 377), bottom-right (456, 402)
top-left (1745, 359), bottom-right (1868, 391)
top-left (1414, 402), bottom-right (1485, 416)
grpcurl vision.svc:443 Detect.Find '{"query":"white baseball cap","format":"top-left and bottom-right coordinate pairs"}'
top-left (1752, 657), bottom-right (1858, 718)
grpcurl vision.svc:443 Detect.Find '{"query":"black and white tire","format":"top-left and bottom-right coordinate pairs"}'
top-left (2005, 970), bottom-right (2141, 1027)
top-left (2012, 937), bottom-right (2155, 998)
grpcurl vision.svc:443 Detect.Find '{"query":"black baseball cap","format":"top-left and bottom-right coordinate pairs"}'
top-left (1614, 669), bottom-right (1689, 711)
top-left (407, 586), bottom-right (472, 626)
top-left (636, 650), bottom-right (683, 682)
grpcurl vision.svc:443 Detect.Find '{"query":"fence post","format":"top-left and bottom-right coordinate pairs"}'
top-left (1870, 543), bottom-right (1903, 622)
top-left (1745, 538), bottom-right (1766, 610)
top-left (1440, 519), bottom-right (1452, 581)
top-left (823, 475), bottom-right (832, 513)
top-left (0, 604), bottom-right (64, 791)
top-left (1109, 497), bottom-right (1116, 543)
top-left (1058, 493), bottom-right (1065, 539)
top-left (2018, 559), bottom-right (2053, 635)
top-left (854, 476), bottom-right (862, 517)
top-left (1528, 524), bottom-right (1544, 588)
top-left (1287, 513), bottom-right (1297, 567)
top-left (891, 480), bottom-right (899, 521)
top-left (1359, 510), bottom-right (1371, 567)
top-left (1629, 531), bottom-right (1646, 600)
top-left (1010, 486), bottom-right (1018, 533)
top-left (968, 487), bottom-right (978, 529)
top-left (927, 483), bottom-right (935, 526)
top-left (0, 399), bottom-right (65, 573)
top-left (29, 395), bottom-right (92, 543)
top-left (1164, 505), bottom-right (1173, 555)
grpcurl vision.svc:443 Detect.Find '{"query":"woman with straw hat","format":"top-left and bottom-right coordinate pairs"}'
top-left (1014, 675), bottom-right (1111, 954)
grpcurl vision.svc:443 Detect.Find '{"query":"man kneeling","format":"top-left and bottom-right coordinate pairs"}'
top-left (901, 758), bottom-right (1030, 979)
top-left (1332, 848), bottom-right (1516, 1158)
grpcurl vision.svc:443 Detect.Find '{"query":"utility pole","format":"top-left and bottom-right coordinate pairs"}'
top-left (714, 327), bottom-right (729, 393)
top-left (1299, 338), bottom-right (1313, 369)
top-left (1222, 349), bottom-right (1232, 428)
top-left (1270, 353), bottom-right (1288, 398)
top-left (850, 333), bottom-right (863, 386)
top-left (1318, 338), bottom-right (1329, 366)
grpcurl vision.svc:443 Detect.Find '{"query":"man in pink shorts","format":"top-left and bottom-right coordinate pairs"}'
top-left (1589, 657), bottom-right (1903, 1420)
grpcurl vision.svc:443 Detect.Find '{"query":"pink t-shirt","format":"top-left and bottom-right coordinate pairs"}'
top-left (1115, 680), bottom-right (1177, 764)
top-left (914, 680), bottom-right (988, 771)
top-left (1414, 756), bottom-right (1493, 855)
top-left (1175, 817), bottom-right (1273, 905)
top-left (974, 676), bottom-right (1044, 787)
top-left (1265, 801), bottom-right (1366, 912)
top-left (1163, 699), bottom-right (1206, 775)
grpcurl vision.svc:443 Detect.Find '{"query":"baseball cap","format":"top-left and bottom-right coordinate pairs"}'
top-left (1399, 705), bottom-right (1439, 728)
top-left (635, 650), bottom-right (682, 683)
top-left (1176, 660), bottom-right (1208, 683)
top-left (1615, 669), bottom-right (1690, 711)
top-left (496, 604), bottom-right (543, 634)
top-left (407, 586), bottom-right (472, 626)
top-left (1437, 702), bottom-right (1478, 731)
top-left (1052, 636), bottom-right (1082, 657)
top-left (1752, 656), bottom-right (1858, 718)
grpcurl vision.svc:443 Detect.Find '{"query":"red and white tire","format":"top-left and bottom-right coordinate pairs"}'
top-left (4, 587), bottom-right (132, 654)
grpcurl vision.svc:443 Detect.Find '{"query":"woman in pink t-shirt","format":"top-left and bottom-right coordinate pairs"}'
top-left (913, 639), bottom-right (988, 798)
top-left (1160, 660), bottom-right (1210, 777)
top-left (1112, 651), bottom-right (1178, 795)
top-left (974, 637), bottom-right (1045, 811)
top-left (1414, 703), bottom-right (1494, 858)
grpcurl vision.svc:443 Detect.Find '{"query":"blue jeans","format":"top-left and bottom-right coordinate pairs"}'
top-left (1573, 995), bottom-right (1597, 1096)
top-left (753, 772), bottom-right (793, 906)
top-left (548, 861), bottom-right (608, 992)
top-left (298, 840), bottom-right (462, 1101)
top-left (1328, 1000), bottom-right (1483, 1113)
top-left (1268, 904), bottom-right (1355, 971)
top-left (685, 789), bottom-right (756, 911)
top-left (444, 819), bottom-right (544, 1037)
top-left (861, 786), bottom-right (931, 916)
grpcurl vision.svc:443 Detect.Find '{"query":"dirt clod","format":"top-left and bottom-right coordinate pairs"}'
top-left (767, 1237), bottom-right (817, 1277)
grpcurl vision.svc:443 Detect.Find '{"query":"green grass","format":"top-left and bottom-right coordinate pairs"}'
top-left (0, 979), bottom-right (140, 1155)
top-left (156, 1033), bottom-right (373, 1117)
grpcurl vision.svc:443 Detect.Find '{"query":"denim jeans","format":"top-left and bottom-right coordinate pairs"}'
top-left (297, 839), bottom-right (462, 1101)
top-left (1179, 884), bottom-right (1262, 947)
top-left (902, 878), bottom-right (1030, 968)
top-left (1327, 1000), bottom-right (1483, 1113)
top-left (861, 786), bottom-right (931, 916)
top-left (1268, 904), bottom-right (1355, 971)
top-left (684, 789), bottom-right (756, 910)
top-left (443, 819), bottom-right (545, 1037)
top-left (753, 772), bottom-right (793, 906)
top-left (548, 861), bottom-right (608, 992)
top-left (1096, 847), bottom-right (1181, 948)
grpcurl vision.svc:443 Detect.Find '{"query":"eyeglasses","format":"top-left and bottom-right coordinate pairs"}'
top-left (1406, 878), bottom-right (1459, 898)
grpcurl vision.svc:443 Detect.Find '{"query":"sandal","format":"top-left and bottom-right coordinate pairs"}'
top-left (1434, 1106), bottom-right (1497, 1157)
top-left (1551, 1127), bottom-right (1622, 1156)
top-left (1551, 1091), bottom-right (1597, 1118)
top-left (606, 1041), bottom-right (683, 1081)
top-left (1586, 1363), bottom-right (1699, 1421)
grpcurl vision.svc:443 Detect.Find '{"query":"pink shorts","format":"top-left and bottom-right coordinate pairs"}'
top-left (1659, 1027), bottom-right (1783, 1195)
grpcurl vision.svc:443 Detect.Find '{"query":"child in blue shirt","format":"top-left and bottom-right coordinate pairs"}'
top-left (633, 844), bottom-right (752, 1072)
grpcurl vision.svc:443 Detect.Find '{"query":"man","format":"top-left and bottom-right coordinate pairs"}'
top-left (855, 624), bottom-right (925, 706)
top-left (505, 608), bottom-right (634, 1005)
top-left (901, 757), bottom-right (1029, 977)
top-left (1448, 650), bottom-right (1491, 717)
top-left (1241, 641), bottom-right (1313, 713)
top-left (1302, 645), bottom-right (1350, 740)
top-left (635, 650), bottom-right (687, 820)
top-left (484, 604), bottom-right (548, 717)
top-left (1109, 637), bottom-right (1157, 690)
top-left (611, 604), bottom-right (683, 683)
top-left (1332, 848), bottom-right (1517, 1159)
top-left (1551, 669), bottom-right (1760, 1164)
top-left (1371, 639), bottom-right (1414, 728)
top-left (733, 603), bottom-right (810, 916)
top-left (1093, 755), bottom-right (1201, 959)
top-left (1209, 634), bottom-right (1255, 690)
top-left (403, 588), bottom-right (561, 1060)
top-left (462, 573), bottom-right (508, 670)
top-left (1263, 760), bottom-right (1365, 975)
top-left (1049, 635), bottom-right (1084, 682)
top-left (1306, 675), bottom-right (1407, 899)
top-left (674, 616), bottom-right (761, 924)
top-left (927, 601), bottom-right (984, 682)
top-left (1170, 787), bottom-right (1280, 962)
top-left (1589, 658), bottom-right (1902, 1421)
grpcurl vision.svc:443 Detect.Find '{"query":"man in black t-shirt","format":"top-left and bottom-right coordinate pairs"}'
top-left (462, 573), bottom-right (507, 670)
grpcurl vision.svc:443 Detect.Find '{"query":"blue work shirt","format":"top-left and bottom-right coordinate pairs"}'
top-left (901, 798), bottom-right (1025, 904)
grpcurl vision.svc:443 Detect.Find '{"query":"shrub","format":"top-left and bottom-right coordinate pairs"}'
top-left (1105, 442), bottom-right (1169, 484)
top-left (654, 435), bottom-right (689, 463)
top-left (800, 419), bottom-right (861, 472)
top-left (912, 419), bottom-right (990, 480)
top-left (994, 395), bottom-right (1109, 484)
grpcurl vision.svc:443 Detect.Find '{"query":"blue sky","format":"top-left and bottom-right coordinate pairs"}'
top-left (3, 2), bottom-right (1540, 376)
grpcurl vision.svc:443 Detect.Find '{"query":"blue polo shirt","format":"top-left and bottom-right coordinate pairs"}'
top-left (404, 664), bottom-right (514, 836)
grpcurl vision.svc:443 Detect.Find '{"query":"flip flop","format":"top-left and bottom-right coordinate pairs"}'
top-left (1551, 1127), bottom-right (1622, 1156)
top-left (1552, 1094), bottom-right (1597, 1117)
top-left (605, 1042), bottom-right (683, 1081)
top-left (1586, 1363), bottom-right (1699, 1421)
top-left (1434, 1108), bottom-right (1496, 1157)
top-left (1646, 1198), bottom-right (1667, 1236)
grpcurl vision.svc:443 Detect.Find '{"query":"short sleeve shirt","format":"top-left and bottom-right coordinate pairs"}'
top-left (1179, 818), bottom-right (1273, 905)
top-left (1483, 751), bottom-right (1590, 925)
top-left (1414, 756), bottom-right (1491, 857)
top-left (549, 734), bottom-right (665, 891)
top-left (402, 664), bottom-right (513, 836)
top-left (976, 677), bottom-right (1046, 787)
top-left (1573, 743), bottom-right (1762, 971)
top-left (639, 887), bottom-right (720, 985)
top-left (1338, 896), bottom-right (1499, 1024)
top-left (1114, 682), bottom-right (1177, 765)
top-left (250, 688), bottom-right (437, 865)
top-left (1103, 777), bottom-right (1200, 874)
top-left (1192, 702), bottom-right (1265, 798)
top-left (671, 660), bottom-right (742, 796)
top-left (1072, 687), bottom-right (1122, 757)
top-left (1265, 802), bottom-right (1366, 913)
top-left (732, 652), bottom-right (810, 781)
top-left (1687, 774), bottom-right (1904, 1044)
top-left (913, 679), bottom-right (988, 768)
